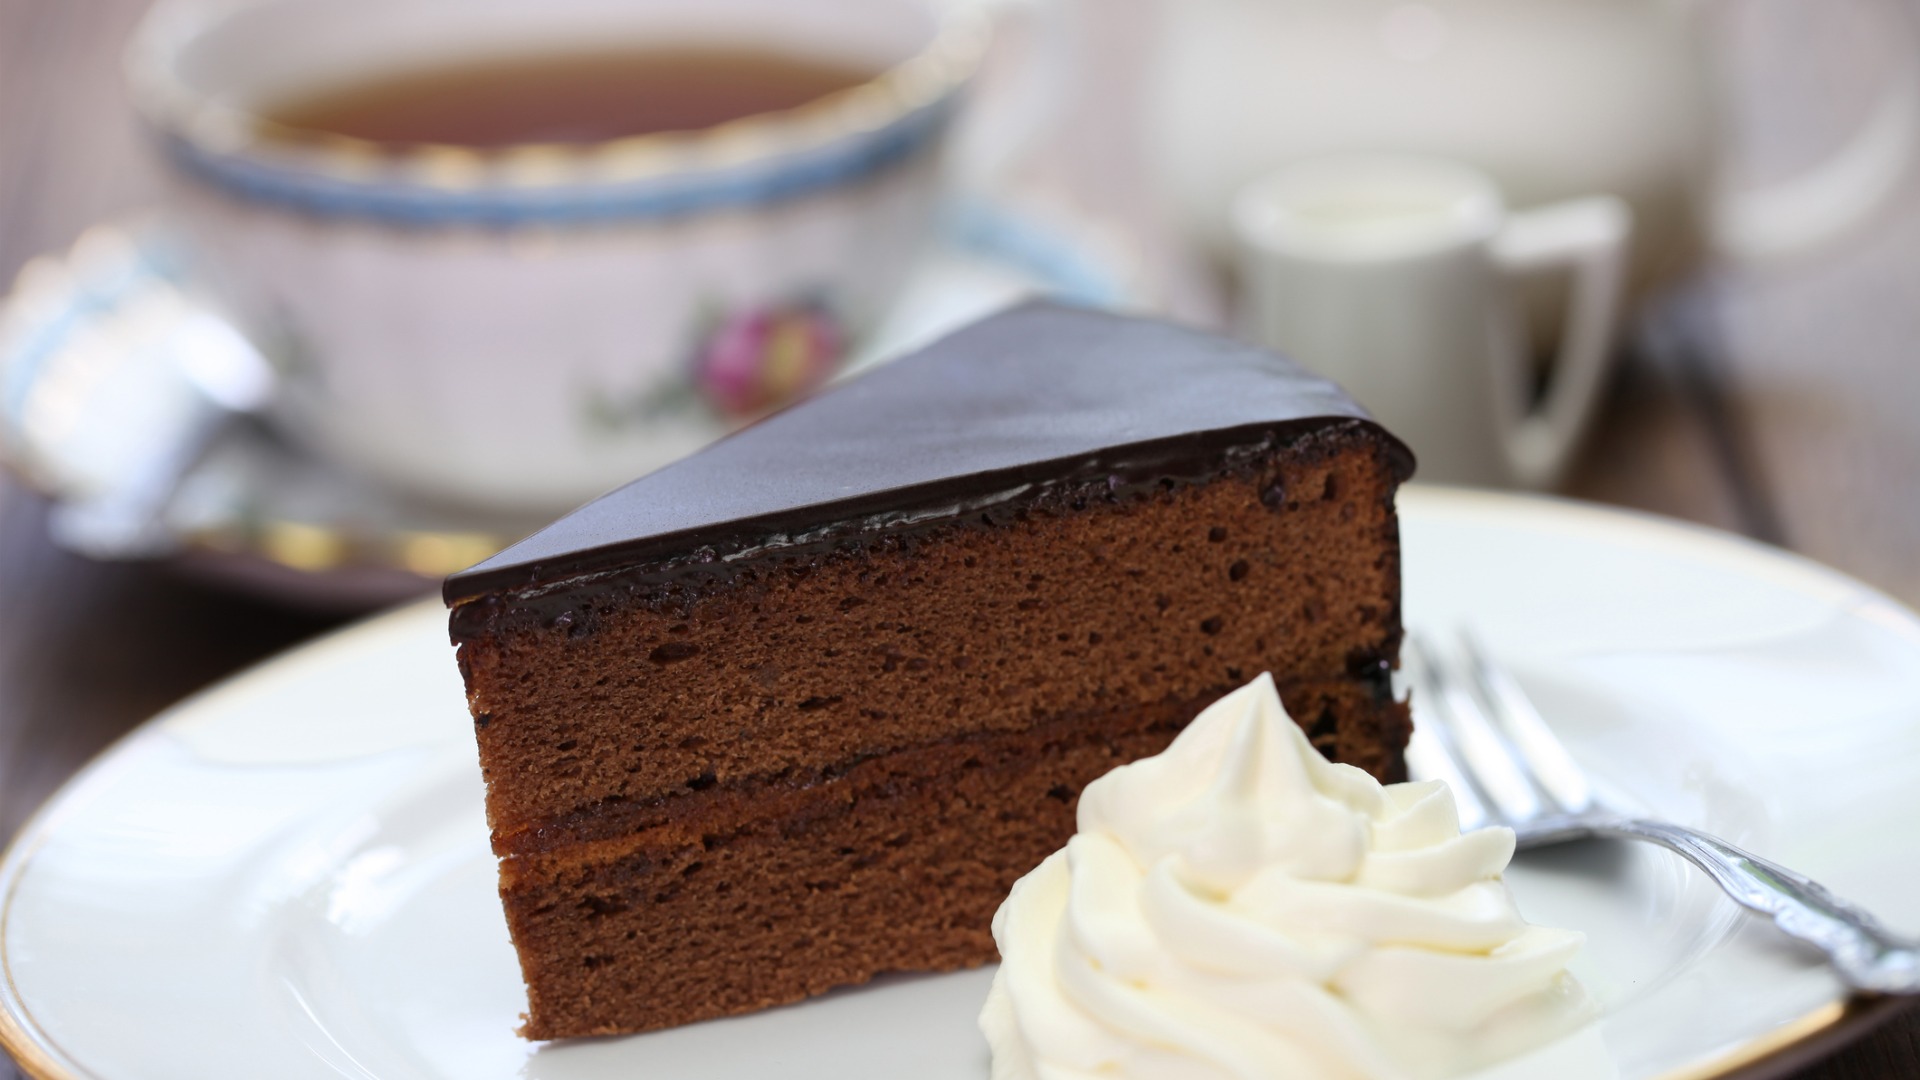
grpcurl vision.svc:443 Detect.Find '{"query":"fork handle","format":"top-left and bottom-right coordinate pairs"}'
top-left (1599, 817), bottom-right (1919, 995)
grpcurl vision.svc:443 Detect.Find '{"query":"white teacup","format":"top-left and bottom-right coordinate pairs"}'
top-left (1234, 156), bottom-right (1631, 489)
top-left (127, 0), bottom-right (983, 513)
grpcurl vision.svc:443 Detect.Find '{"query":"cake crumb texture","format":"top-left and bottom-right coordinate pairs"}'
top-left (454, 425), bottom-right (1410, 1038)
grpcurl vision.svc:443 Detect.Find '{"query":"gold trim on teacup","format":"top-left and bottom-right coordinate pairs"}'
top-left (171, 514), bottom-right (515, 579)
top-left (127, 4), bottom-right (988, 194)
top-left (396, 530), bottom-right (508, 578)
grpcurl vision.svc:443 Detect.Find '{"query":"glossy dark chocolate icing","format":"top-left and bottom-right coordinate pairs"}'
top-left (444, 302), bottom-right (1412, 607)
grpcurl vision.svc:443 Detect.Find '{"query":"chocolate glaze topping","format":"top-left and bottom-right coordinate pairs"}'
top-left (444, 303), bottom-right (1412, 610)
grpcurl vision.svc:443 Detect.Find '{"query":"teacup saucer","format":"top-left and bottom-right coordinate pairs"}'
top-left (0, 201), bottom-right (1139, 611)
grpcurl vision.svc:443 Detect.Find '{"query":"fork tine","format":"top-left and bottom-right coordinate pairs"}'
top-left (1409, 634), bottom-right (1544, 824)
top-left (1401, 637), bottom-right (1492, 832)
top-left (1457, 630), bottom-right (1595, 815)
top-left (1403, 720), bottom-right (1491, 832)
top-left (1405, 728), bottom-right (1492, 833)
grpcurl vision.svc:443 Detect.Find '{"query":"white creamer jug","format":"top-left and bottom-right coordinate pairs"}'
top-left (1147, 0), bottom-right (1920, 298)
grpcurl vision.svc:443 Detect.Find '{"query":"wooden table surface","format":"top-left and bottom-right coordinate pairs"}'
top-left (1, 0), bottom-right (1916, 1077)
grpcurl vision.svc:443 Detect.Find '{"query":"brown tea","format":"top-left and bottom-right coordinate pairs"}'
top-left (263, 46), bottom-right (877, 148)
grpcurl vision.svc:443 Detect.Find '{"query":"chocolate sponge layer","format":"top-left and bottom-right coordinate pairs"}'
top-left (499, 680), bottom-right (1401, 1038)
top-left (452, 424), bottom-right (1409, 1038)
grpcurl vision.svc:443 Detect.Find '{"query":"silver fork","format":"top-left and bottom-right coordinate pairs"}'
top-left (1403, 631), bottom-right (1920, 996)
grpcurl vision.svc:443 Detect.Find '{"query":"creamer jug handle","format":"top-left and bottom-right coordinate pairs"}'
top-left (1491, 198), bottom-right (1633, 489)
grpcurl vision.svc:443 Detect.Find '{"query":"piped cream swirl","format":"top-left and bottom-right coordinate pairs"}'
top-left (981, 674), bottom-right (1591, 1080)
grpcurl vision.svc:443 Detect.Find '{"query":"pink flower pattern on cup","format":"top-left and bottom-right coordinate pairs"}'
top-left (691, 301), bottom-right (846, 419)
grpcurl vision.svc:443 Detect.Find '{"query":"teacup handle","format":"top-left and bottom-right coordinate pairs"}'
top-left (1708, 0), bottom-right (1920, 261)
top-left (943, 0), bottom-right (1074, 193)
top-left (1489, 197), bottom-right (1633, 489)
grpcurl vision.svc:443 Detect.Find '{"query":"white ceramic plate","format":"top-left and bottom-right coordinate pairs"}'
top-left (4, 487), bottom-right (1918, 1080)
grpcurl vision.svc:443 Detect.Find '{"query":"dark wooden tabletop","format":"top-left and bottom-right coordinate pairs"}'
top-left (1, 0), bottom-right (1916, 1077)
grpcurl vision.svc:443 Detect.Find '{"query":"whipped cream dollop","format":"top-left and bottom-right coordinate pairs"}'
top-left (981, 674), bottom-right (1591, 1080)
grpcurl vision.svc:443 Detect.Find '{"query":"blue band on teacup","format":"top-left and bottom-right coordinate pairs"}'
top-left (161, 96), bottom-right (957, 227)
top-left (944, 200), bottom-right (1125, 309)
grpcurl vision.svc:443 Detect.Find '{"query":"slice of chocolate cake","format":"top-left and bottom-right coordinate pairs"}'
top-left (445, 302), bottom-right (1414, 1039)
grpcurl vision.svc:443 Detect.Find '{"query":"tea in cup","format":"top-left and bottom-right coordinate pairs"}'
top-left (127, 0), bottom-right (984, 513)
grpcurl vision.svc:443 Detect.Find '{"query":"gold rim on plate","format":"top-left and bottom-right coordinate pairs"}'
top-left (2, 494), bottom-right (1915, 1078)
top-left (0, 775), bottom-right (1886, 1080)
